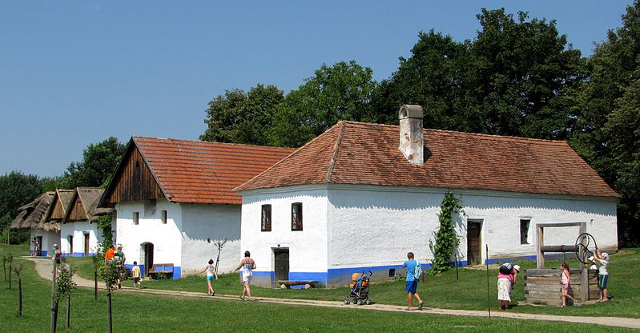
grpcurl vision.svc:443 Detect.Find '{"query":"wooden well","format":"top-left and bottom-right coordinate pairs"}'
top-left (524, 269), bottom-right (598, 306)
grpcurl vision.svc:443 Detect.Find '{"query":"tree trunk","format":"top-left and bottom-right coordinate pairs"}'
top-left (107, 290), bottom-right (113, 333)
top-left (66, 295), bottom-right (71, 329)
top-left (18, 277), bottom-right (22, 317)
top-left (9, 263), bottom-right (12, 290)
top-left (2, 261), bottom-right (5, 281)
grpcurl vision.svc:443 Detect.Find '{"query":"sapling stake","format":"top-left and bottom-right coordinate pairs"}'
top-left (2, 255), bottom-right (6, 282)
top-left (486, 244), bottom-right (490, 319)
top-left (14, 264), bottom-right (23, 317)
top-left (8, 253), bottom-right (13, 290)
top-left (50, 259), bottom-right (57, 333)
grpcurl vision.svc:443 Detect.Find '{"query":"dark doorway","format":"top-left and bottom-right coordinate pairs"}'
top-left (68, 235), bottom-right (73, 255)
top-left (467, 220), bottom-right (482, 266)
top-left (143, 243), bottom-right (154, 277)
top-left (274, 248), bottom-right (289, 282)
top-left (84, 233), bottom-right (90, 256)
top-left (36, 236), bottom-right (43, 256)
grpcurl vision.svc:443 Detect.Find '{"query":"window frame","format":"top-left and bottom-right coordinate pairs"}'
top-left (291, 202), bottom-right (303, 231)
top-left (133, 211), bottom-right (139, 225)
top-left (520, 218), bottom-right (531, 245)
top-left (261, 204), bottom-right (272, 232)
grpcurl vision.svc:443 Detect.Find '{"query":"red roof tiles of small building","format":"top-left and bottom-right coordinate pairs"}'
top-left (235, 121), bottom-right (619, 198)
top-left (133, 137), bottom-right (295, 204)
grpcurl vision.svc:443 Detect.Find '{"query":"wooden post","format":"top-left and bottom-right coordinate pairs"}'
top-left (18, 277), bottom-right (22, 317)
top-left (579, 222), bottom-right (589, 301)
top-left (66, 295), bottom-right (71, 329)
top-left (50, 260), bottom-right (57, 333)
top-left (486, 244), bottom-right (490, 318)
top-left (455, 253), bottom-right (459, 282)
top-left (536, 225), bottom-right (544, 269)
top-left (9, 262), bottom-right (12, 290)
top-left (94, 270), bottom-right (98, 301)
top-left (107, 288), bottom-right (113, 333)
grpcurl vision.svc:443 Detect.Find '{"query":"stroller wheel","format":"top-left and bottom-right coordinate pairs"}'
top-left (357, 299), bottom-right (364, 305)
top-left (344, 299), bottom-right (350, 305)
top-left (366, 299), bottom-right (373, 305)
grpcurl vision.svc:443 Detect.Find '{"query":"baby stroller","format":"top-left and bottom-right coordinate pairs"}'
top-left (344, 271), bottom-right (373, 305)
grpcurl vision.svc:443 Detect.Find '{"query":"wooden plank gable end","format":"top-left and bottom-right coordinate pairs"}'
top-left (66, 194), bottom-right (88, 222)
top-left (105, 144), bottom-right (165, 205)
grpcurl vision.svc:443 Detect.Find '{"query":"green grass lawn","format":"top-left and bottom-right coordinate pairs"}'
top-left (0, 245), bottom-right (636, 332)
top-left (97, 248), bottom-right (640, 318)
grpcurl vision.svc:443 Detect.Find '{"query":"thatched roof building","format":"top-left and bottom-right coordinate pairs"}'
top-left (9, 192), bottom-right (55, 230)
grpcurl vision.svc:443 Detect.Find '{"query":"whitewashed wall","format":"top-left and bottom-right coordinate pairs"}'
top-left (180, 204), bottom-right (241, 275)
top-left (328, 185), bottom-right (617, 269)
top-left (241, 184), bottom-right (617, 286)
top-left (60, 221), bottom-right (102, 256)
top-left (115, 199), bottom-right (183, 277)
top-left (30, 229), bottom-right (60, 257)
top-left (241, 187), bottom-right (329, 285)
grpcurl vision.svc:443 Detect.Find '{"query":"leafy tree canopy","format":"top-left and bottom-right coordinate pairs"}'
top-left (0, 171), bottom-right (41, 230)
top-left (200, 84), bottom-right (284, 146)
top-left (63, 137), bottom-right (125, 188)
top-left (268, 60), bottom-right (376, 147)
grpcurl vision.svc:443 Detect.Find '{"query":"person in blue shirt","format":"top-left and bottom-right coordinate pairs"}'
top-left (402, 252), bottom-right (423, 310)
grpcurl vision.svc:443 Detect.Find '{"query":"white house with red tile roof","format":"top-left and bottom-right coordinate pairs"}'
top-left (235, 105), bottom-right (619, 287)
top-left (99, 137), bottom-right (294, 278)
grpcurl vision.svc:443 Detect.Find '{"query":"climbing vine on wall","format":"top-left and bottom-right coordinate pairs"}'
top-left (429, 190), bottom-right (462, 274)
top-left (97, 214), bottom-right (113, 252)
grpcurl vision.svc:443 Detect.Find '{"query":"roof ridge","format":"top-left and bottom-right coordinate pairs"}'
top-left (325, 121), bottom-right (346, 182)
top-left (341, 120), bottom-right (566, 144)
top-left (234, 121), bottom-right (344, 192)
top-left (133, 135), bottom-right (295, 151)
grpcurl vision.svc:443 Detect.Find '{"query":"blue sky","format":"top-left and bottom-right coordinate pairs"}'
top-left (0, 1), bottom-right (633, 177)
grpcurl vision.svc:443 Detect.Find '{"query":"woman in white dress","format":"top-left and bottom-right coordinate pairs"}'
top-left (234, 251), bottom-right (256, 300)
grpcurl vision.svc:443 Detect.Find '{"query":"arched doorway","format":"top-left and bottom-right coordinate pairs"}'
top-left (140, 243), bottom-right (154, 277)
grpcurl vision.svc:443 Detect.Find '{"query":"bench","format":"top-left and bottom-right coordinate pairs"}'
top-left (277, 280), bottom-right (320, 289)
top-left (149, 263), bottom-right (174, 279)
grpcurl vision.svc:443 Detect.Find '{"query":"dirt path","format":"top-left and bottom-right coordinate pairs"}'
top-left (24, 258), bottom-right (640, 329)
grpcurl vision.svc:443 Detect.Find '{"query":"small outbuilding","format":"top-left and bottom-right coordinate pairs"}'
top-left (99, 136), bottom-right (294, 278)
top-left (9, 191), bottom-right (55, 256)
top-left (60, 187), bottom-right (113, 257)
top-left (235, 105), bottom-right (619, 287)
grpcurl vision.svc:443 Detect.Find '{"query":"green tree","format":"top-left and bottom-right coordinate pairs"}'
top-left (470, 9), bottom-right (585, 139)
top-left (268, 60), bottom-right (376, 147)
top-left (63, 137), bottom-right (125, 188)
top-left (372, 31), bottom-right (478, 131)
top-left (200, 84), bottom-right (284, 146)
top-left (572, 1), bottom-right (640, 246)
top-left (0, 171), bottom-right (41, 242)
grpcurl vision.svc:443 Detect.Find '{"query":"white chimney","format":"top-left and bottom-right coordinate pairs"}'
top-left (398, 105), bottom-right (424, 165)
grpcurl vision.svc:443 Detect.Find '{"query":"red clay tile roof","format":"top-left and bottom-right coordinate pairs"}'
top-left (235, 121), bottom-right (619, 198)
top-left (133, 137), bottom-right (295, 204)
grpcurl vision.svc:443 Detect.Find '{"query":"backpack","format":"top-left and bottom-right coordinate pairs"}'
top-left (414, 261), bottom-right (423, 280)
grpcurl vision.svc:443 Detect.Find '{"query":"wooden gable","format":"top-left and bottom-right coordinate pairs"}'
top-left (102, 142), bottom-right (165, 206)
top-left (66, 194), bottom-right (88, 222)
top-left (48, 192), bottom-right (66, 221)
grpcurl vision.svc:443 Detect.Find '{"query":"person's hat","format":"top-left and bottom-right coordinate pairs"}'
top-left (513, 265), bottom-right (521, 272)
top-left (53, 244), bottom-right (58, 248)
top-left (602, 252), bottom-right (609, 259)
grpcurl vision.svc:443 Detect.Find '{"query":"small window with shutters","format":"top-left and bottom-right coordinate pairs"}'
top-left (261, 204), bottom-right (272, 231)
top-left (291, 203), bottom-right (303, 231)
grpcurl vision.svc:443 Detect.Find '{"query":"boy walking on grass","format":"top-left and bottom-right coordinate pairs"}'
top-left (132, 261), bottom-right (141, 289)
top-left (402, 252), bottom-right (423, 311)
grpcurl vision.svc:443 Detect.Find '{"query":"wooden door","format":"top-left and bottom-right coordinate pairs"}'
top-left (68, 235), bottom-right (73, 255)
top-left (467, 221), bottom-right (482, 266)
top-left (274, 249), bottom-right (289, 281)
top-left (84, 233), bottom-right (90, 256)
top-left (144, 243), bottom-right (154, 277)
